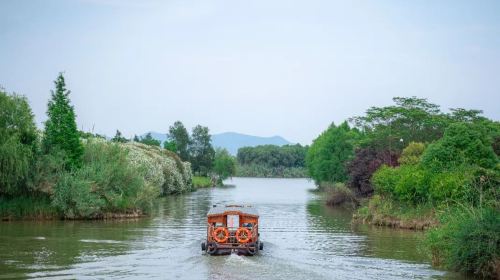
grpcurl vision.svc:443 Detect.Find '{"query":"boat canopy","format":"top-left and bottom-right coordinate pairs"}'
top-left (207, 205), bottom-right (259, 217)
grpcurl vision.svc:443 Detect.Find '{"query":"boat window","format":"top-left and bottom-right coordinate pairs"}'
top-left (226, 215), bottom-right (239, 230)
top-left (242, 223), bottom-right (253, 228)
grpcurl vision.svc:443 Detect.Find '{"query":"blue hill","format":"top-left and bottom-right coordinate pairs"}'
top-left (141, 131), bottom-right (292, 155)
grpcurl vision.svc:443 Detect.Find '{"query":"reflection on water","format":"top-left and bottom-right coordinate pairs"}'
top-left (0, 178), bottom-right (468, 279)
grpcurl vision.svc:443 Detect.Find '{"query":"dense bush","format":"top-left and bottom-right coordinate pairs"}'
top-left (346, 148), bottom-right (399, 196)
top-left (373, 122), bottom-right (499, 205)
top-left (125, 142), bottom-right (192, 195)
top-left (0, 91), bottom-right (38, 196)
top-left (398, 142), bottom-right (426, 165)
top-left (426, 207), bottom-right (500, 278)
top-left (52, 140), bottom-right (158, 218)
top-left (306, 122), bottom-right (360, 184)
top-left (373, 164), bottom-right (477, 204)
top-left (422, 122), bottom-right (498, 171)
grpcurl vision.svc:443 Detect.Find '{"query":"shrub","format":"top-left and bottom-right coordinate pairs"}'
top-left (398, 142), bottom-right (426, 165)
top-left (52, 140), bottom-right (159, 218)
top-left (347, 148), bottom-right (399, 197)
top-left (124, 142), bottom-right (192, 195)
top-left (323, 182), bottom-right (358, 208)
top-left (0, 91), bottom-right (38, 195)
top-left (426, 207), bottom-right (500, 278)
top-left (388, 165), bottom-right (429, 203)
top-left (422, 122), bottom-right (498, 172)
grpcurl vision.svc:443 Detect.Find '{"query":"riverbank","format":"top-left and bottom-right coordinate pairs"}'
top-left (192, 176), bottom-right (213, 188)
top-left (351, 195), bottom-right (438, 230)
top-left (324, 192), bottom-right (499, 278)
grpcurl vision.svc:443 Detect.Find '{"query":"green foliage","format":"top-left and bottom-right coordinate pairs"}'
top-left (168, 121), bottom-right (190, 161)
top-left (111, 130), bottom-right (128, 143)
top-left (398, 142), bottom-right (425, 165)
top-left (213, 148), bottom-right (236, 181)
top-left (237, 144), bottom-right (307, 168)
top-left (192, 176), bottom-right (212, 188)
top-left (52, 140), bottom-right (158, 218)
top-left (236, 144), bottom-right (307, 178)
top-left (189, 125), bottom-right (215, 176)
top-left (350, 96), bottom-right (448, 151)
top-left (163, 140), bottom-right (177, 152)
top-left (373, 121), bottom-right (499, 205)
top-left (0, 90), bottom-right (38, 195)
top-left (42, 73), bottom-right (83, 170)
top-left (138, 132), bottom-right (161, 147)
top-left (426, 207), bottom-right (500, 278)
top-left (422, 122), bottom-right (498, 171)
top-left (306, 122), bottom-right (360, 184)
top-left (28, 150), bottom-right (66, 194)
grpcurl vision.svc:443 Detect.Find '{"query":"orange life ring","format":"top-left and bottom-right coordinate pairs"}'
top-left (236, 227), bottom-right (252, 243)
top-left (212, 227), bottom-right (229, 243)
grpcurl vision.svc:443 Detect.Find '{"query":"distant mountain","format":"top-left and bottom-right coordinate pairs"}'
top-left (141, 131), bottom-right (292, 155)
top-left (212, 132), bottom-right (292, 155)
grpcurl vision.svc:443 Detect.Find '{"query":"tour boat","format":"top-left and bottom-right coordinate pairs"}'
top-left (201, 205), bottom-right (263, 255)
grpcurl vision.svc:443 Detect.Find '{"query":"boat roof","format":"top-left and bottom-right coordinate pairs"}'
top-left (207, 205), bottom-right (259, 217)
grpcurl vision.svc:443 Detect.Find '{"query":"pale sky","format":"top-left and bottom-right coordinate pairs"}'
top-left (1, 0), bottom-right (499, 144)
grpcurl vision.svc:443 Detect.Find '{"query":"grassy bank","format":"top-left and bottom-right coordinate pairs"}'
top-left (0, 196), bottom-right (58, 221)
top-left (193, 176), bottom-right (212, 188)
top-left (352, 195), bottom-right (437, 230)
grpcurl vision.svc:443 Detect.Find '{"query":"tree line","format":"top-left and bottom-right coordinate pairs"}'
top-left (236, 144), bottom-right (308, 178)
top-left (305, 96), bottom-right (499, 278)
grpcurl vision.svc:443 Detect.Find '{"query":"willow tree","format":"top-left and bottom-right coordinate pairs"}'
top-left (0, 90), bottom-right (38, 195)
top-left (42, 73), bottom-right (83, 170)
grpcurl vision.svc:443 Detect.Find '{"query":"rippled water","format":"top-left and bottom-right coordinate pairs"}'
top-left (0, 178), bottom-right (466, 279)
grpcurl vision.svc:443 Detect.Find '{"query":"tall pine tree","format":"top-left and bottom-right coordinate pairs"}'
top-left (42, 73), bottom-right (83, 169)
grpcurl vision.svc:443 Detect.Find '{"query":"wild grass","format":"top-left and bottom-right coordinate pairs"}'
top-left (321, 182), bottom-right (359, 208)
top-left (353, 195), bottom-right (437, 230)
top-left (0, 195), bottom-right (58, 220)
top-left (425, 206), bottom-right (499, 279)
top-left (192, 176), bottom-right (212, 188)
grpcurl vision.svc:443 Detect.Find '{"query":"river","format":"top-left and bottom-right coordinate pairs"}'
top-left (0, 178), bottom-right (466, 279)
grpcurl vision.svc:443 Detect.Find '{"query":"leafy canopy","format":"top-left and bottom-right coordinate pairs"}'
top-left (213, 148), bottom-right (236, 181)
top-left (168, 121), bottom-right (190, 161)
top-left (306, 121), bottom-right (360, 184)
top-left (0, 90), bottom-right (38, 195)
top-left (189, 125), bottom-right (215, 176)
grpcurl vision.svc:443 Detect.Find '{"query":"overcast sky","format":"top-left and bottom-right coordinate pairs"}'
top-left (1, 0), bottom-right (499, 144)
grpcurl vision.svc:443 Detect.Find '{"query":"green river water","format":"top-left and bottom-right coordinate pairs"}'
top-left (0, 178), bottom-right (468, 279)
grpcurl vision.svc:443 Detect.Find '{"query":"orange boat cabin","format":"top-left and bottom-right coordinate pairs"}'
top-left (201, 205), bottom-right (263, 255)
